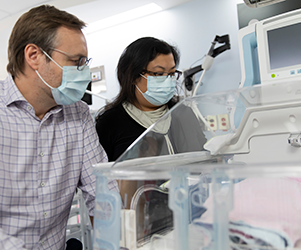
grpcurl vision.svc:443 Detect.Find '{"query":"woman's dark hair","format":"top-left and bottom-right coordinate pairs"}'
top-left (101, 37), bottom-right (180, 113)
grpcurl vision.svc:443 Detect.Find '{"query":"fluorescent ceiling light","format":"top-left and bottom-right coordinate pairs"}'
top-left (84, 3), bottom-right (162, 34)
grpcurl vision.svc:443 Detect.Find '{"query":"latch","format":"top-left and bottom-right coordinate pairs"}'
top-left (288, 133), bottom-right (301, 147)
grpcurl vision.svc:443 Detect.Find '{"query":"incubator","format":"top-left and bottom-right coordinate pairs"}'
top-left (92, 78), bottom-right (301, 250)
top-left (92, 8), bottom-right (301, 250)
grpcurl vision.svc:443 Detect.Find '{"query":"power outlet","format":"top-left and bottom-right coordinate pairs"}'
top-left (206, 115), bottom-right (217, 131)
top-left (218, 114), bottom-right (230, 131)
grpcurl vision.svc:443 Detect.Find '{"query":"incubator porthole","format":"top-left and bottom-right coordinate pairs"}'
top-left (289, 115), bottom-right (296, 123)
top-left (286, 86), bottom-right (293, 93)
top-left (252, 119), bottom-right (259, 128)
top-left (249, 90), bottom-right (256, 98)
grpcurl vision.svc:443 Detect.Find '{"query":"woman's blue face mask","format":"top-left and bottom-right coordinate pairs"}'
top-left (35, 49), bottom-right (91, 105)
top-left (136, 74), bottom-right (177, 106)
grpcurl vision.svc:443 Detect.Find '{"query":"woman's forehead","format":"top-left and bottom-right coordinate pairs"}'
top-left (147, 53), bottom-right (175, 71)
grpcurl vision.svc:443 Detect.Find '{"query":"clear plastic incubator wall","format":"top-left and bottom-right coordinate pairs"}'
top-left (92, 9), bottom-right (301, 250)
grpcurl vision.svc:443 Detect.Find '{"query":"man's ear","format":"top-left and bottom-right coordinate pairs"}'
top-left (24, 44), bottom-right (43, 71)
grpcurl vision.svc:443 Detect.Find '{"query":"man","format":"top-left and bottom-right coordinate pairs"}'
top-left (0, 5), bottom-right (117, 250)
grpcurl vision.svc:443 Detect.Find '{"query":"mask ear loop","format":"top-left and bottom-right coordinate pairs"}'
top-left (136, 74), bottom-right (148, 94)
top-left (36, 48), bottom-right (64, 90)
top-left (35, 70), bottom-right (54, 90)
top-left (140, 74), bottom-right (147, 80)
top-left (39, 48), bottom-right (63, 70)
top-left (135, 85), bottom-right (144, 95)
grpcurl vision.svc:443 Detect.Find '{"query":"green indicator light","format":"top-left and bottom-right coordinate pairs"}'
top-left (271, 74), bottom-right (276, 78)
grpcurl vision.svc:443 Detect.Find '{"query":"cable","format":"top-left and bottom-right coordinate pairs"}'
top-left (85, 89), bottom-right (111, 103)
top-left (192, 69), bottom-right (206, 97)
top-left (189, 55), bottom-right (206, 68)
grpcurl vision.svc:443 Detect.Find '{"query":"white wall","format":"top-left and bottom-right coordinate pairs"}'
top-left (0, 0), bottom-right (244, 109)
top-left (86, 0), bottom-right (244, 110)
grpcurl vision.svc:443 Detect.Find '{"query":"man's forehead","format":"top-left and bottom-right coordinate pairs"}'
top-left (54, 26), bottom-right (88, 56)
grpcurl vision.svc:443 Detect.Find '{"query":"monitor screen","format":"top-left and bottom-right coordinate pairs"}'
top-left (267, 22), bottom-right (301, 70)
top-left (255, 8), bottom-right (301, 84)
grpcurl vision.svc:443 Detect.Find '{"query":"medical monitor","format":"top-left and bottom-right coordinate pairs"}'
top-left (256, 8), bottom-right (301, 84)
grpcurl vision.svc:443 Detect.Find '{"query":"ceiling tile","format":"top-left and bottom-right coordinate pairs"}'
top-left (0, 10), bottom-right (9, 21)
top-left (0, 0), bottom-right (54, 14)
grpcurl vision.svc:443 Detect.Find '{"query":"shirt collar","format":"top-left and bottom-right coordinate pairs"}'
top-left (3, 74), bottom-right (27, 106)
top-left (3, 74), bottom-right (63, 115)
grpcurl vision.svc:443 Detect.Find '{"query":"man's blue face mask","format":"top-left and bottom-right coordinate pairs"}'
top-left (35, 48), bottom-right (91, 105)
top-left (137, 74), bottom-right (177, 106)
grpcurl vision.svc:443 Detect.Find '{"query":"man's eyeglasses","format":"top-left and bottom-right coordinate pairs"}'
top-left (142, 70), bottom-right (182, 80)
top-left (49, 48), bottom-right (92, 71)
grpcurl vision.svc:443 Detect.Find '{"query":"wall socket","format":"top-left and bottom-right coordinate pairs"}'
top-left (206, 114), bottom-right (230, 131)
top-left (206, 115), bottom-right (217, 131)
top-left (217, 114), bottom-right (230, 131)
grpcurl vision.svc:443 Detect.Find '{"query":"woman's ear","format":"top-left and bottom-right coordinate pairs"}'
top-left (24, 44), bottom-right (43, 71)
top-left (132, 78), bottom-right (138, 85)
top-left (134, 75), bottom-right (144, 85)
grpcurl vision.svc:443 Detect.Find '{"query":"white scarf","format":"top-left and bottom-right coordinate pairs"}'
top-left (122, 102), bottom-right (174, 154)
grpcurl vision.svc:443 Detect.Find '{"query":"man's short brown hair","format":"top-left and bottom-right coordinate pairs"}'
top-left (7, 5), bottom-right (86, 78)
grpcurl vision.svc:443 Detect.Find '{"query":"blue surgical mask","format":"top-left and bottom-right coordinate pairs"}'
top-left (35, 50), bottom-right (91, 105)
top-left (137, 75), bottom-right (177, 106)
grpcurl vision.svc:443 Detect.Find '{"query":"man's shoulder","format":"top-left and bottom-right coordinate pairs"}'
top-left (0, 78), bottom-right (5, 98)
top-left (0, 75), bottom-right (18, 105)
top-left (66, 100), bottom-right (90, 110)
top-left (62, 100), bottom-right (91, 120)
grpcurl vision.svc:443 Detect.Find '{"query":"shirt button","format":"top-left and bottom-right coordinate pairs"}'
top-left (27, 106), bottom-right (32, 110)
top-left (43, 212), bottom-right (47, 217)
top-left (39, 152), bottom-right (44, 157)
top-left (40, 240), bottom-right (44, 245)
top-left (41, 182), bottom-right (45, 187)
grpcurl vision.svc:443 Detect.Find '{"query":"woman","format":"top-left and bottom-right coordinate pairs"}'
top-left (96, 37), bottom-right (207, 240)
top-left (95, 37), bottom-right (183, 162)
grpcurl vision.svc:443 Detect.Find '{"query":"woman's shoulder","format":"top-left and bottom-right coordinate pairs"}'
top-left (96, 103), bottom-right (129, 126)
top-left (97, 103), bottom-right (125, 118)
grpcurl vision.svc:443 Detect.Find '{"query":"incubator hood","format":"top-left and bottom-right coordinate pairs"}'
top-left (112, 78), bottom-right (301, 166)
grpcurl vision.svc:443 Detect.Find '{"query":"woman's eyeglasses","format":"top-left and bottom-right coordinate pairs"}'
top-left (142, 70), bottom-right (182, 80)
